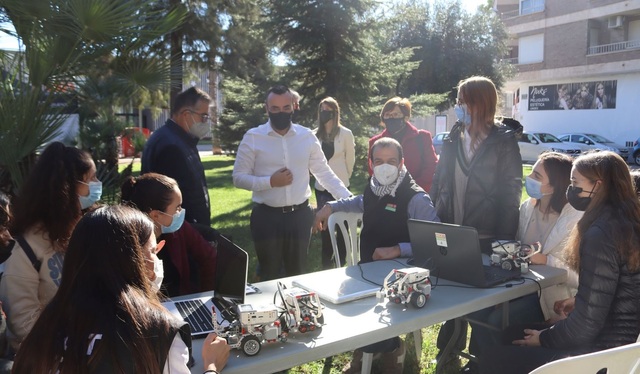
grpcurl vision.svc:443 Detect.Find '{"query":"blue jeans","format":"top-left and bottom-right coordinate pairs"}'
top-left (468, 293), bottom-right (544, 357)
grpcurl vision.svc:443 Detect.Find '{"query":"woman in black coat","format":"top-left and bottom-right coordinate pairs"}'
top-left (479, 151), bottom-right (640, 374)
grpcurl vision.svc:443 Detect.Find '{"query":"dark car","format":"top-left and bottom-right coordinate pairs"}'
top-left (432, 132), bottom-right (449, 155)
top-left (633, 137), bottom-right (640, 165)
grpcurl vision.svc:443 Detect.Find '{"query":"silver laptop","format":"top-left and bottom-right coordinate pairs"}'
top-left (292, 266), bottom-right (381, 304)
top-left (163, 235), bottom-right (250, 337)
top-left (408, 219), bottom-right (520, 288)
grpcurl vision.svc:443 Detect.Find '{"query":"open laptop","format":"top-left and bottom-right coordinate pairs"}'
top-left (408, 219), bottom-right (521, 288)
top-left (162, 235), bottom-right (250, 337)
top-left (292, 266), bottom-right (381, 304)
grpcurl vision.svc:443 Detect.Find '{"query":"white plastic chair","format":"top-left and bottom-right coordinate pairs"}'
top-left (327, 211), bottom-right (362, 267)
top-left (529, 341), bottom-right (640, 374)
top-left (326, 211), bottom-right (423, 373)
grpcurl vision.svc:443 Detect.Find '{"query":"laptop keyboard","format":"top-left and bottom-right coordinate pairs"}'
top-left (175, 299), bottom-right (214, 334)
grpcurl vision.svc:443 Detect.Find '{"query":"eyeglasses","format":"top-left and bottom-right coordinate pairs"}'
top-left (186, 110), bottom-right (211, 122)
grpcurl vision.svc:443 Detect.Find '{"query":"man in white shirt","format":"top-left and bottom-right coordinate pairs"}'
top-left (232, 85), bottom-right (351, 281)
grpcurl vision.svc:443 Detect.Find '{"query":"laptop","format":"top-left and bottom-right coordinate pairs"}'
top-left (292, 266), bottom-right (381, 304)
top-left (408, 219), bottom-right (521, 288)
top-left (162, 235), bottom-right (251, 337)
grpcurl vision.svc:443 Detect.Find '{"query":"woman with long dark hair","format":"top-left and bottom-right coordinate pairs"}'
top-left (479, 151), bottom-right (640, 373)
top-left (12, 205), bottom-right (229, 373)
top-left (0, 142), bottom-right (100, 350)
top-left (313, 97), bottom-right (355, 269)
top-left (121, 173), bottom-right (217, 296)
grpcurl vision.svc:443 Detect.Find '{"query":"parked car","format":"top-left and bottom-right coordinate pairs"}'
top-left (432, 132), bottom-right (449, 155)
top-left (632, 136), bottom-right (640, 165)
top-left (558, 133), bottom-right (630, 159)
top-left (518, 132), bottom-right (581, 163)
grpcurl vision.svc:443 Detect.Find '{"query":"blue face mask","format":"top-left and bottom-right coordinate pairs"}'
top-left (525, 176), bottom-right (550, 200)
top-left (160, 208), bottom-right (186, 234)
top-left (454, 105), bottom-right (472, 126)
top-left (78, 180), bottom-right (102, 210)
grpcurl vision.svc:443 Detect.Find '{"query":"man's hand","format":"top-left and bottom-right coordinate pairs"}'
top-left (553, 297), bottom-right (575, 318)
top-left (512, 329), bottom-right (541, 347)
top-left (314, 205), bottom-right (332, 233)
top-left (372, 245), bottom-right (401, 261)
top-left (270, 167), bottom-right (293, 187)
top-left (202, 333), bottom-right (230, 373)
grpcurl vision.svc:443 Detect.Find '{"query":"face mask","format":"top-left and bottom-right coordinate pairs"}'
top-left (525, 176), bottom-right (550, 200)
top-left (383, 118), bottom-right (404, 133)
top-left (78, 180), bottom-right (102, 210)
top-left (566, 185), bottom-right (594, 211)
top-left (319, 110), bottom-right (335, 125)
top-left (150, 256), bottom-right (164, 292)
top-left (373, 163), bottom-right (399, 186)
top-left (454, 105), bottom-right (472, 126)
top-left (269, 111), bottom-right (293, 131)
top-left (188, 120), bottom-right (210, 139)
top-left (160, 208), bottom-right (186, 234)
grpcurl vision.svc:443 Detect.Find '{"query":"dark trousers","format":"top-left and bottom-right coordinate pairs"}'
top-left (250, 203), bottom-right (314, 281)
top-left (315, 189), bottom-right (346, 269)
top-left (478, 323), bottom-right (589, 374)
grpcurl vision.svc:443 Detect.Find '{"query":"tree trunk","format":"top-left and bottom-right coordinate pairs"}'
top-left (169, 0), bottom-right (183, 111)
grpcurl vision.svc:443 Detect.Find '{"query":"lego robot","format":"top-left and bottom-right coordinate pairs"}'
top-left (377, 267), bottom-right (432, 308)
top-left (490, 240), bottom-right (541, 272)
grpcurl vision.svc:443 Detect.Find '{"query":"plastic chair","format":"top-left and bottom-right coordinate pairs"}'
top-left (327, 211), bottom-right (362, 267)
top-left (529, 341), bottom-right (640, 374)
top-left (326, 211), bottom-right (423, 373)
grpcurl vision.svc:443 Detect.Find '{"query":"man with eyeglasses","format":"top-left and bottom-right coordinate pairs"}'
top-left (142, 87), bottom-right (217, 241)
top-left (233, 84), bottom-right (352, 281)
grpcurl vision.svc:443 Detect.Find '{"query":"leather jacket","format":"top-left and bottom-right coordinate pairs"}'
top-left (540, 208), bottom-right (640, 351)
top-left (430, 121), bottom-right (522, 240)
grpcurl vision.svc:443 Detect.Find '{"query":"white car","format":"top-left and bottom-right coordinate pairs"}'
top-left (558, 133), bottom-right (630, 159)
top-left (518, 132), bottom-right (581, 163)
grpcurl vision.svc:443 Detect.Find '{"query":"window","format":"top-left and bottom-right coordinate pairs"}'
top-left (520, 0), bottom-right (544, 15)
top-left (518, 34), bottom-right (544, 64)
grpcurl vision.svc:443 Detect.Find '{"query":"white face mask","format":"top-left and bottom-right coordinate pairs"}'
top-left (189, 121), bottom-right (210, 139)
top-left (150, 255), bottom-right (164, 292)
top-left (373, 163), bottom-right (399, 186)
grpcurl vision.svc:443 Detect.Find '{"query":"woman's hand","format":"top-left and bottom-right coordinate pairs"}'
top-left (202, 333), bottom-right (230, 373)
top-left (512, 329), bottom-right (541, 347)
top-left (529, 252), bottom-right (547, 265)
top-left (553, 297), bottom-right (575, 318)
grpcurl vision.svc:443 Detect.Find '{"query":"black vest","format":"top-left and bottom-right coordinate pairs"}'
top-left (360, 174), bottom-right (423, 263)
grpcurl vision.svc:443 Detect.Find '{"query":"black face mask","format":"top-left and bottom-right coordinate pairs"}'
top-left (566, 185), bottom-right (595, 211)
top-left (383, 118), bottom-right (405, 134)
top-left (319, 110), bottom-right (335, 125)
top-left (269, 111), bottom-right (292, 131)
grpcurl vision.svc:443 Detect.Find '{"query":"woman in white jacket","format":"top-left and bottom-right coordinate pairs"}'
top-left (313, 97), bottom-right (355, 269)
top-left (467, 152), bottom-right (582, 363)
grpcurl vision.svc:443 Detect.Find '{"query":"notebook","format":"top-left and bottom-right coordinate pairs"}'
top-left (162, 235), bottom-right (250, 337)
top-left (292, 266), bottom-right (381, 304)
top-left (407, 219), bottom-right (521, 288)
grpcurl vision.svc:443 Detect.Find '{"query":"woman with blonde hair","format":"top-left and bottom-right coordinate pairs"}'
top-left (313, 97), bottom-right (355, 269)
top-left (479, 151), bottom-right (640, 373)
top-left (431, 76), bottom-right (523, 364)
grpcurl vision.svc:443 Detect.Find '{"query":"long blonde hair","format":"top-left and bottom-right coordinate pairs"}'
top-left (564, 151), bottom-right (640, 271)
top-left (457, 76), bottom-right (499, 151)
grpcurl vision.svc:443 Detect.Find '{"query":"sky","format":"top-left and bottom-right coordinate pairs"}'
top-left (0, 0), bottom-right (489, 50)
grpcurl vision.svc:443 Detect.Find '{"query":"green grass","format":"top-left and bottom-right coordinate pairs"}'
top-left (120, 156), bottom-right (532, 373)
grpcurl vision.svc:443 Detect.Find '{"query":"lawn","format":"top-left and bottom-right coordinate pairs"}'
top-left (120, 156), bottom-right (533, 374)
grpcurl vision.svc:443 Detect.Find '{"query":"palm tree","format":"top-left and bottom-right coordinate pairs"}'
top-left (0, 0), bottom-right (185, 192)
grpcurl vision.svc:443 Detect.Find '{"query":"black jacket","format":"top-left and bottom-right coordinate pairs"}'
top-left (430, 121), bottom-right (522, 241)
top-left (540, 208), bottom-right (640, 351)
top-left (142, 120), bottom-right (211, 226)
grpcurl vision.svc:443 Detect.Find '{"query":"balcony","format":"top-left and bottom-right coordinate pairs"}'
top-left (587, 40), bottom-right (640, 55)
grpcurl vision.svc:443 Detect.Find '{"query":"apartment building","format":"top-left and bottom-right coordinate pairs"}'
top-left (496, 0), bottom-right (640, 147)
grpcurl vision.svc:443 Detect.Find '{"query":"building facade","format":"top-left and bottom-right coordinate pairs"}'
top-left (496, 0), bottom-right (640, 149)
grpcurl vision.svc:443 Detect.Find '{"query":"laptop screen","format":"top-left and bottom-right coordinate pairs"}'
top-left (215, 235), bottom-right (249, 303)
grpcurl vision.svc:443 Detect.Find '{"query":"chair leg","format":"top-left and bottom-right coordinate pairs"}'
top-left (413, 329), bottom-right (422, 364)
top-left (361, 352), bottom-right (373, 374)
